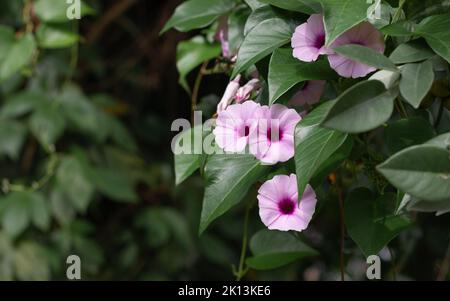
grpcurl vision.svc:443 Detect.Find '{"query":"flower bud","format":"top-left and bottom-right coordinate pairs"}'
top-left (215, 16), bottom-right (230, 58)
top-left (369, 70), bottom-right (400, 89)
top-left (216, 75), bottom-right (241, 114)
top-left (235, 79), bottom-right (260, 103)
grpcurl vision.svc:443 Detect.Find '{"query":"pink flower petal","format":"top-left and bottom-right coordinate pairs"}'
top-left (257, 174), bottom-right (317, 232)
top-left (291, 14), bottom-right (329, 62)
top-left (249, 105), bottom-right (301, 165)
top-left (328, 22), bottom-right (385, 78)
top-left (289, 80), bottom-right (326, 106)
top-left (214, 101), bottom-right (261, 152)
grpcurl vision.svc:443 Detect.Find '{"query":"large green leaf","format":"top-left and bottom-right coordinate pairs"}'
top-left (90, 167), bottom-right (138, 203)
top-left (0, 91), bottom-right (47, 119)
top-left (232, 18), bottom-right (294, 77)
top-left (345, 188), bottom-right (411, 257)
top-left (385, 117), bottom-right (436, 154)
top-left (259, 0), bottom-right (320, 14)
top-left (380, 20), bottom-right (415, 37)
top-left (0, 191), bottom-right (50, 237)
top-left (176, 36), bottom-right (221, 93)
top-left (29, 104), bottom-right (66, 149)
top-left (425, 132), bottom-right (450, 149)
top-left (28, 192), bottom-right (51, 231)
top-left (0, 120), bottom-right (27, 160)
top-left (50, 185), bottom-right (76, 225)
top-left (399, 60), bottom-right (434, 108)
top-left (398, 194), bottom-right (450, 216)
top-left (56, 156), bottom-right (94, 213)
top-left (174, 125), bottom-right (203, 185)
top-left (268, 48), bottom-right (336, 104)
top-left (199, 154), bottom-right (270, 234)
top-left (0, 25), bottom-right (16, 63)
top-left (322, 81), bottom-right (397, 133)
top-left (0, 34), bottom-right (36, 82)
top-left (36, 23), bottom-right (79, 49)
top-left (416, 14), bottom-right (450, 63)
top-left (389, 40), bottom-right (435, 64)
top-left (246, 229), bottom-right (318, 270)
top-left (244, 5), bottom-right (284, 36)
top-left (320, 0), bottom-right (369, 46)
top-left (0, 193), bottom-right (31, 237)
top-left (310, 136), bottom-right (354, 187)
top-left (295, 101), bottom-right (347, 198)
top-left (34, 0), bottom-right (95, 23)
top-left (245, 0), bottom-right (266, 10)
top-left (58, 84), bottom-right (107, 142)
top-left (333, 44), bottom-right (397, 72)
top-left (378, 145), bottom-right (450, 202)
top-left (160, 0), bottom-right (235, 34)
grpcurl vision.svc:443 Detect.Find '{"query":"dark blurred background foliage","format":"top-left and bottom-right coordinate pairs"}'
top-left (0, 0), bottom-right (448, 281)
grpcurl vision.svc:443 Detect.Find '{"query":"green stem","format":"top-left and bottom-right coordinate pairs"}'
top-left (396, 98), bottom-right (408, 118)
top-left (393, 0), bottom-right (406, 23)
top-left (191, 61), bottom-right (209, 124)
top-left (2, 153), bottom-right (59, 193)
top-left (22, 0), bottom-right (34, 33)
top-left (65, 21), bottom-right (80, 84)
top-left (385, 0), bottom-right (407, 41)
top-left (235, 204), bottom-right (251, 281)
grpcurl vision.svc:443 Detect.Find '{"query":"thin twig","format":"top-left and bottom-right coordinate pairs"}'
top-left (4, 152), bottom-right (59, 193)
top-left (22, 0), bottom-right (34, 33)
top-left (191, 61), bottom-right (208, 123)
top-left (395, 98), bottom-right (408, 118)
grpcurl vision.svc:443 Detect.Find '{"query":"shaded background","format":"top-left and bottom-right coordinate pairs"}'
top-left (0, 0), bottom-right (448, 281)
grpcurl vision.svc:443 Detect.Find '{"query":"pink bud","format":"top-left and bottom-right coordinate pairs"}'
top-left (217, 75), bottom-right (241, 114)
top-left (215, 16), bottom-right (230, 58)
top-left (235, 79), bottom-right (261, 103)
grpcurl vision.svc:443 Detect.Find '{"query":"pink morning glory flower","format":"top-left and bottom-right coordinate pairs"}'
top-left (249, 104), bottom-right (301, 165)
top-left (258, 174), bottom-right (317, 232)
top-left (214, 100), bottom-right (260, 153)
top-left (291, 14), bottom-right (332, 62)
top-left (289, 80), bottom-right (326, 107)
top-left (328, 22), bottom-right (385, 78)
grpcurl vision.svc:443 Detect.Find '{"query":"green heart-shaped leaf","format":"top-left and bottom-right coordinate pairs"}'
top-left (268, 48), bottom-right (336, 104)
top-left (322, 80), bottom-right (397, 134)
top-left (345, 188), bottom-right (411, 257)
top-left (295, 101), bottom-right (347, 198)
top-left (378, 145), bottom-right (450, 202)
top-left (200, 154), bottom-right (270, 234)
top-left (246, 229), bottom-right (318, 270)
